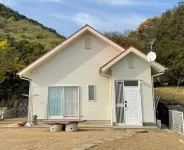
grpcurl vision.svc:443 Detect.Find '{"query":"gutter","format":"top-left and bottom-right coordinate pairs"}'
top-left (99, 71), bottom-right (113, 126)
top-left (151, 71), bottom-right (165, 125)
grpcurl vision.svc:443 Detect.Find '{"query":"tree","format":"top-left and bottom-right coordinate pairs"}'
top-left (0, 40), bottom-right (20, 79)
top-left (13, 40), bottom-right (45, 65)
top-left (104, 31), bottom-right (145, 51)
top-left (153, 6), bottom-right (184, 83)
top-left (137, 16), bottom-right (160, 40)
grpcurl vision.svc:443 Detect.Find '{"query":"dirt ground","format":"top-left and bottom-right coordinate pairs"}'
top-left (0, 127), bottom-right (183, 150)
top-left (0, 118), bottom-right (26, 127)
top-left (0, 119), bottom-right (184, 150)
top-left (92, 131), bottom-right (184, 150)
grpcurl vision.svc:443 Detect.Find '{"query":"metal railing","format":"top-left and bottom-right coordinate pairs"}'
top-left (169, 110), bottom-right (184, 135)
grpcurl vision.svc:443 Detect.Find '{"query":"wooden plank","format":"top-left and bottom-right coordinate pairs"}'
top-left (44, 120), bottom-right (86, 125)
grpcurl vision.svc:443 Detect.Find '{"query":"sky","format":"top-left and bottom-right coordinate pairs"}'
top-left (0, 0), bottom-right (180, 37)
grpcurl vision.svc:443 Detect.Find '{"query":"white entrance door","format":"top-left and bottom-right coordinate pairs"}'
top-left (124, 87), bottom-right (142, 126)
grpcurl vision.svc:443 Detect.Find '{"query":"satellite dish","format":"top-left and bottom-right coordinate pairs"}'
top-left (147, 51), bottom-right (157, 62)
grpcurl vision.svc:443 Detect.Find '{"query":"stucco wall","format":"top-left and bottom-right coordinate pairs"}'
top-left (111, 52), bottom-right (154, 123)
top-left (30, 32), bottom-right (120, 121)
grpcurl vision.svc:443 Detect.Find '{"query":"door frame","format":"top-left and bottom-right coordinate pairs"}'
top-left (114, 80), bottom-right (143, 126)
top-left (47, 85), bottom-right (80, 120)
top-left (114, 81), bottom-right (126, 126)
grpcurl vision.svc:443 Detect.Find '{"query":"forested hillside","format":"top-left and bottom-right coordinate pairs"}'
top-left (0, 3), bottom-right (65, 107)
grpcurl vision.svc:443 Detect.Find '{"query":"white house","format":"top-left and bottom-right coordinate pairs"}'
top-left (17, 25), bottom-right (166, 127)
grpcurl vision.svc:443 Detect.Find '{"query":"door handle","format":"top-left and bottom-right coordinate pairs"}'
top-left (125, 104), bottom-right (127, 108)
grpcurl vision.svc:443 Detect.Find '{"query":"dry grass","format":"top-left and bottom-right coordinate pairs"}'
top-left (154, 87), bottom-right (184, 105)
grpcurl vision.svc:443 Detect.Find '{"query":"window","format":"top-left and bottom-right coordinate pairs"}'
top-left (85, 38), bottom-right (91, 49)
top-left (124, 81), bottom-right (138, 86)
top-left (128, 57), bottom-right (135, 68)
top-left (88, 85), bottom-right (96, 101)
top-left (48, 86), bottom-right (79, 118)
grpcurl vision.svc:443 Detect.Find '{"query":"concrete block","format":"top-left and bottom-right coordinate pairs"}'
top-left (65, 123), bottom-right (78, 132)
top-left (50, 124), bottom-right (64, 132)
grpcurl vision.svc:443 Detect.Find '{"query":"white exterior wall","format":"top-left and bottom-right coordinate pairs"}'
top-left (111, 53), bottom-right (154, 124)
top-left (30, 32), bottom-right (120, 121)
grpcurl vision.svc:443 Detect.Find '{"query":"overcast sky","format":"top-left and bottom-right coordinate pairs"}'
top-left (0, 0), bottom-right (179, 37)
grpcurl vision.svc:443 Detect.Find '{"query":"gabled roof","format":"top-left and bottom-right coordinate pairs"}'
top-left (99, 46), bottom-right (167, 73)
top-left (17, 24), bottom-right (125, 77)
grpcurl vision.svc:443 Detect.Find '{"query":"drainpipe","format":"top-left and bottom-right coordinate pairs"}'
top-left (19, 76), bottom-right (33, 125)
top-left (151, 71), bottom-right (165, 125)
top-left (99, 71), bottom-right (113, 127)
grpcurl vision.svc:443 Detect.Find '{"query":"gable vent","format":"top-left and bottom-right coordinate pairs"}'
top-left (128, 57), bottom-right (135, 69)
top-left (85, 38), bottom-right (91, 49)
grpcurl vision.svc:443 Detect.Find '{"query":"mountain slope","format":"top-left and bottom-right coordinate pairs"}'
top-left (0, 3), bottom-right (66, 106)
top-left (0, 3), bottom-right (65, 52)
top-left (0, 3), bottom-right (64, 38)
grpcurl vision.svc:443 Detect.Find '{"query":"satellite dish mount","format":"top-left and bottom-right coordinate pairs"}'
top-left (147, 38), bottom-right (157, 62)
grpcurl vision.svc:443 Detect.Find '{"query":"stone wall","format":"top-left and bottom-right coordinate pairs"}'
top-left (3, 108), bottom-right (16, 119)
top-left (14, 99), bottom-right (28, 118)
top-left (2, 99), bottom-right (28, 119)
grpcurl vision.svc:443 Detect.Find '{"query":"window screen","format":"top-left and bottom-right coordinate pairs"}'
top-left (85, 38), bottom-right (91, 49)
top-left (88, 85), bottom-right (96, 101)
top-left (124, 81), bottom-right (138, 86)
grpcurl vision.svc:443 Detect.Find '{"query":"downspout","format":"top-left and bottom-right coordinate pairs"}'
top-left (151, 71), bottom-right (165, 125)
top-left (99, 71), bottom-right (113, 126)
top-left (19, 76), bottom-right (33, 125)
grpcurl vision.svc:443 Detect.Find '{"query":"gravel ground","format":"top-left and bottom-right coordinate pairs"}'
top-left (0, 127), bottom-right (183, 150)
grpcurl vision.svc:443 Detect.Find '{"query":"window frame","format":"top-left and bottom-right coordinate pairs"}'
top-left (88, 85), bottom-right (96, 102)
top-left (48, 85), bottom-right (80, 119)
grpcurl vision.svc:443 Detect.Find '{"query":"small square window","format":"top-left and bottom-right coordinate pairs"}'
top-left (85, 38), bottom-right (91, 49)
top-left (88, 85), bottom-right (96, 101)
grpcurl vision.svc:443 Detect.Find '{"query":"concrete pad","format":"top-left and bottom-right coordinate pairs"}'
top-left (93, 140), bottom-right (104, 144)
top-left (103, 138), bottom-right (115, 142)
top-left (80, 144), bottom-right (97, 149)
